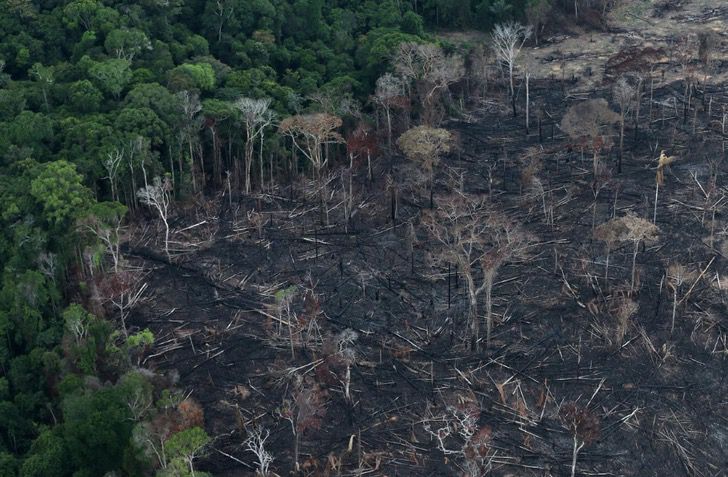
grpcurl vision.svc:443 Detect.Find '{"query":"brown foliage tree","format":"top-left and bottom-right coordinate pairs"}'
top-left (397, 126), bottom-right (452, 207)
top-left (561, 99), bottom-right (619, 177)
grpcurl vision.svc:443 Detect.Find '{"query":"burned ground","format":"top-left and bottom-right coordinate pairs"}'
top-left (124, 4), bottom-right (728, 476)
top-left (123, 76), bottom-right (728, 476)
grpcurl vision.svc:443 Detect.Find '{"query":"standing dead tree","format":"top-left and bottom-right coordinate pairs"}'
top-left (243, 424), bottom-right (274, 476)
top-left (666, 264), bottom-right (696, 334)
top-left (177, 91), bottom-right (203, 193)
top-left (559, 403), bottom-right (600, 477)
top-left (280, 377), bottom-right (328, 472)
top-left (397, 126), bottom-right (452, 208)
top-left (561, 99), bottom-right (619, 178)
top-left (422, 391), bottom-right (493, 476)
top-left (654, 150), bottom-right (676, 224)
top-left (491, 22), bottom-right (532, 118)
top-left (393, 42), bottom-right (464, 125)
top-left (104, 147), bottom-right (124, 202)
top-left (137, 176), bottom-right (172, 260)
top-left (346, 123), bottom-right (378, 183)
top-left (235, 97), bottom-right (276, 194)
top-left (279, 113), bottom-right (343, 223)
top-left (97, 269), bottom-right (148, 337)
top-left (78, 201), bottom-right (128, 273)
top-left (372, 73), bottom-right (407, 148)
top-left (612, 76), bottom-right (637, 172)
top-left (422, 194), bottom-right (532, 349)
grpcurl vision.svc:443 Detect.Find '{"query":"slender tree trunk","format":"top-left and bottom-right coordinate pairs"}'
top-left (485, 270), bottom-right (496, 347)
top-left (631, 240), bottom-right (639, 292)
top-left (619, 115), bottom-right (625, 173)
top-left (525, 73), bottom-right (530, 134)
top-left (571, 437), bottom-right (583, 477)
top-left (386, 108), bottom-right (392, 149)
top-left (671, 287), bottom-right (678, 334)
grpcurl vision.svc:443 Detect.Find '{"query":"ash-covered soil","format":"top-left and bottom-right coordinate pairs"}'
top-left (127, 4), bottom-right (728, 474)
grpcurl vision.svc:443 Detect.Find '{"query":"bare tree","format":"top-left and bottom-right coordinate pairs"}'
top-left (422, 194), bottom-right (532, 349)
top-left (279, 113), bottom-right (343, 223)
top-left (79, 202), bottom-right (127, 273)
top-left (137, 176), bottom-right (172, 260)
top-left (468, 45), bottom-right (493, 99)
top-left (104, 147), bottom-right (124, 202)
top-left (612, 76), bottom-right (636, 172)
top-left (280, 377), bottom-right (328, 472)
top-left (666, 264), bottom-right (695, 334)
top-left (561, 98), bottom-right (619, 177)
top-left (397, 126), bottom-right (452, 208)
top-left (559, 403), bottom-right (600, 477)
top-left (243, 424), bottom-right (274, 476)
top-left (393, 43), bottom-right (464, 125)
top-left (235, 97), bottom-right (276, 194)
top-left (177, 91), bottom-right (203, 193)
top-left (491, 22), bottom-right (532, 117)
top-left (279, 114), bottom-right (343, 178)
top-left (97, 270), bottom-right (148, 337)
top-left (372, 73), bottom-right (406, 148)
top-left (523, 56), bottom-right (537, 134)
top-left (422, 391), bottom-right (493, 475)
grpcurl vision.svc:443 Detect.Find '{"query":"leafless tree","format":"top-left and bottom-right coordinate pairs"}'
top-left (280, 377), bottom-right (328, 472)
top-left (612, 76), bottom-right (637, 172)
top-left (98, 270), bottom-right (148, 337)
top-left (491, 22), bottom-right (532, 117)
top-left (104, 147), bottom-right (124, 202)
top-left (177, 91), bottom-right (203, 192)
top-left (422, 194), bottom-right (532, 349)
top-left (666, 264), bottom-right (695, 334)
top-left (610, 294), bottom-right (638, 348)
top-left (137, 176), bottom-right (172, 260)
top-left (468, 45), bottom-right (493, 99)
top-left (279, 113), bottom-right (343, 223)
top-left (559, 403), bottom-right (600, 477)
top-left (393, 42), bottom-right (464, 125)
top-left (213, 0), bottom-right (234, 42)
top-left (372, 73), bottom-right (406, 148)
top-left (523, 56), bottom-right (537, 134)
top-left (235, 97), bottom-right (276, 194)
top-left (422, 391), bottom-right (493, 476)
top-left (243, 424), bottom-right (274, 476)
top-left (79, 204), bottom-right (127, 273)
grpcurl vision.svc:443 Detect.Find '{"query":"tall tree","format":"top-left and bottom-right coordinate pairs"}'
top-left (234, 97), bottom-right (275, 193)
top-left (491, 22), bottom-right (532, 118)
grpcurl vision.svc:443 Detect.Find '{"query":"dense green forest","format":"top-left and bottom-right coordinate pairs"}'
top-left (0, 0), bottom-right (550, 475)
